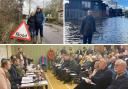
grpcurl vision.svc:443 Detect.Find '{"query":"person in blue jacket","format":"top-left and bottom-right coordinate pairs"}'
top-left (35, 6), bottom-right (45, 43)
top-left (39, 55), bottom-right (47, 72)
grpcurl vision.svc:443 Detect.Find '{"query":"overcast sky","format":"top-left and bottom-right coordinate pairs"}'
top-left (23, 0), bottom-right (51, 15)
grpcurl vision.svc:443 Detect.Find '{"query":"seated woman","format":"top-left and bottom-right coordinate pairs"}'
top-left (74, 59), bottom-right (113, 89)
top-left (0, 59), bottom-right (11, 89)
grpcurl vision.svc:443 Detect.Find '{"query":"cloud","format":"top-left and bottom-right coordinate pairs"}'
top-left (22, 0), bottom-right (51, 15)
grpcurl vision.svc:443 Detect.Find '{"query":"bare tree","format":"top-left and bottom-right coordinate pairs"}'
top-left (0, 0), bottom-right (23, 42)
top-left (44, 0), bottom-right (63, 22)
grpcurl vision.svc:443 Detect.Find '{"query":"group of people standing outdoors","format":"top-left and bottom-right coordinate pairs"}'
top-left (27, 6), bottom-right (45, 43)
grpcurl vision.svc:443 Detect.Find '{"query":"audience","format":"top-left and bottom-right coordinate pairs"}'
top-left (74, 59), bottom-right (113, 89)
top-left (52, 46), bottom-right (128, 89)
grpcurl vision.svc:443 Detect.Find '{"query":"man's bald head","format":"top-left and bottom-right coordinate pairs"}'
top-left (114, 59), bottom-right (127, 75)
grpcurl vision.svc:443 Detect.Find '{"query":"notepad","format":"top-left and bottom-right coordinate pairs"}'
top-left (26, 72), bottom-right (35, 75)
top-left (21, 83), bottom-right (35, 87)
top-left (21, 76), bottom-right (33, 84)
top-left (27, 74), bottom-right (36, 77)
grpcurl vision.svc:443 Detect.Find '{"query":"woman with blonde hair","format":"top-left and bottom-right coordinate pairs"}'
top-left (27, 11), bottom-right (36, 43)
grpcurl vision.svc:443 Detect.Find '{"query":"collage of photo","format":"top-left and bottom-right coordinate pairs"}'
top-left (0, 0), bottom-right (128, 89)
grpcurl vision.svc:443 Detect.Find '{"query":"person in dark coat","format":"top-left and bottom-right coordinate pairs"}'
top-left (80, 10), bottom-right (96, 44)
top-left (74, 59), bottom-right (113, 89)
top-left (107, 59), bottom-right (128, 89)
top-left (27, 12), bottom-right (36, 41)
top-left (69, 57), bottom-right (81, 74)
top-left (35, 6), bottom-right (45, 43)
top-left (9, 58), bottom-right (22, 89)
top-left (57, 54), bottom-right (71, 80)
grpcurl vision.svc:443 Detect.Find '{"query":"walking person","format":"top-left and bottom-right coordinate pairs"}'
top-left (35, 6), bottom-right (45, 43)
top-left (80, 10), bottom-right (96, 44)
top-left (27, 12), bottom-right (36, 43)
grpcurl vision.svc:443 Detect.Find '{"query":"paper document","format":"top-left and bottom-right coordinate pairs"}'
top-left (26, 72), bottom-right (35, 75)
top-left (21, 76), bottom-right (33, 84)
top-left (39, 80), bottom-right (48, 85)
top-left (21, 83), bottom-right (34, 87)
top-left (82, 77), bottom-right (96, 85)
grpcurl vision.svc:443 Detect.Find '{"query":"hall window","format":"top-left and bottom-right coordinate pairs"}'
top-left (82, 1), bottom-right (91, 8)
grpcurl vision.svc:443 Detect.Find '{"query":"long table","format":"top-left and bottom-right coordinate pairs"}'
top-left (19, 65), bottom-right (48, 89)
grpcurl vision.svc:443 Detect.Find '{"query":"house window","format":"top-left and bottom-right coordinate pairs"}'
top-left (82, 1), bottom-right (91, 8)
top-left (94, 2), bottom-right (99, 10)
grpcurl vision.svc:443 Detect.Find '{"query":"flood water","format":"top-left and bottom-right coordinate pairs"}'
top-left (65, 16), bottom-right (128, 44)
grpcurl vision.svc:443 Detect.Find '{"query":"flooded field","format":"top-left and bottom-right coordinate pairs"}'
top-left (65, 16), bottom-right (128, 44)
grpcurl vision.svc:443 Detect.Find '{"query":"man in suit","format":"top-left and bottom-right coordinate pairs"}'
top-left (9, 58), bottom-right (22, 89)
top-left (80, 10), bottom-right (96, 44)
top-left (74, 59), bottom-right (113, 89)
top-left (107, 59), bottom-right (128, 89)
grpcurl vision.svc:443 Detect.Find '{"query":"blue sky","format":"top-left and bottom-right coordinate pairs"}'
top-left (65, 0), bottom-right (128, 7)
top-left (114, 0), bottom-right (128, 7)
top-left (65, 0), bottom-right (128, 9)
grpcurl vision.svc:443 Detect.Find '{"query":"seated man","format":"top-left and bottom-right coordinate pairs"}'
top-left (69, 57), bottom-right (80, 74)
top-left (57, 54), bottom-right (71, 80)
top-left (107, 59), bottom-right (128, 89)
top-left (9, 58), bottom-right (22, 89)
top-left (74, 59), bottom-right (113, 89)
top-left (0, 59), bottom-right (11, 89)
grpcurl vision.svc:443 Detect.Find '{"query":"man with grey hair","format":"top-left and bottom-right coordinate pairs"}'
top-left (107, 59), bottom-right (128, 89)
top-left (80, 10), bottom-right (96, 44)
